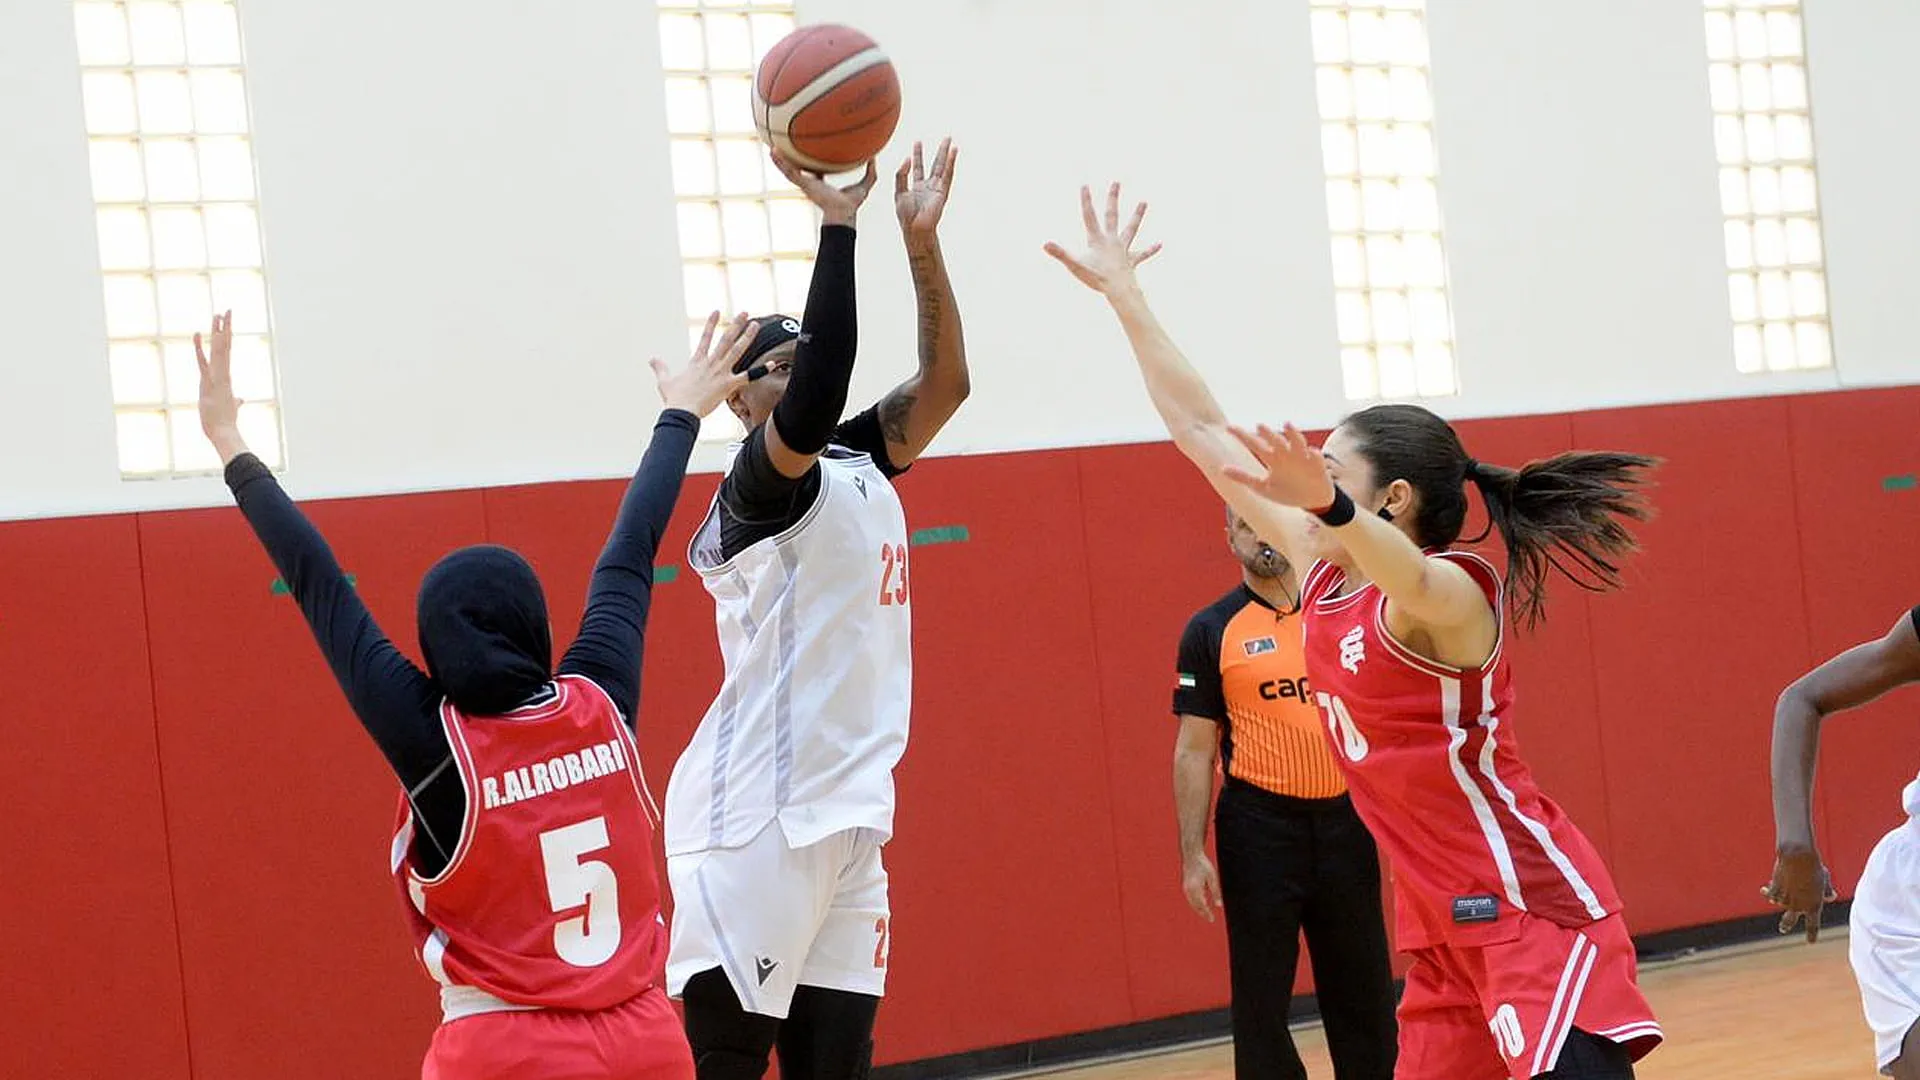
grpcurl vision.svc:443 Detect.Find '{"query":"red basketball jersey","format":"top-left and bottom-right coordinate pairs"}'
top-left (1300, 551), bottom-right (1620, 950)
top-left (391, 674), bottom-right (667, 1015)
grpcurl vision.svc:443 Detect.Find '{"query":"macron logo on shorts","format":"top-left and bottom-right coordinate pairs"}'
top-left (755, 956), bottom-right (779, 986)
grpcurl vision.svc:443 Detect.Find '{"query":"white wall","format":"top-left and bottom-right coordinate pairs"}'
top-left (2, 0), bottom-right (1916, 521)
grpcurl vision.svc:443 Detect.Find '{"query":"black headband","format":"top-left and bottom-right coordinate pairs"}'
top-left (734, 315), bottom-right (803, 374)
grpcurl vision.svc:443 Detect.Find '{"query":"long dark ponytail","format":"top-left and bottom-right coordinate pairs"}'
top-left (1340, 405), bottom-right (1658, 628)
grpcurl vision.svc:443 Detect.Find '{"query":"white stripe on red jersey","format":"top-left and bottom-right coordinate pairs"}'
top-left (391, 674), bottom-right (667, 1020)
top-left (1301, 550), bottom-right (1619, 949)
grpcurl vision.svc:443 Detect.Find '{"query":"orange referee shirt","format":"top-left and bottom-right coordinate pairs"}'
top-left (1172, 584), bottom-right (1345, 799)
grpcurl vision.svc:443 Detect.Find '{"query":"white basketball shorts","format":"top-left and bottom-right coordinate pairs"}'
top-left (665, 822), bottom-right (891, 1019)
top-left (1851, 814), bottom-right (1920, 1075)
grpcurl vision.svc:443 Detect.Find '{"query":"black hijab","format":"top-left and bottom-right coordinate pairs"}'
top-left (416, 545), bottom-right (553, 716)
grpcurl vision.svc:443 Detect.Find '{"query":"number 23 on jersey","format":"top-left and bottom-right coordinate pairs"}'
top-left (879, 543), bottom-right (909, 606)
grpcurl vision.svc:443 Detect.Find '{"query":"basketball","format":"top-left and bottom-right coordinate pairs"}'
top-left (752, 24), bottom-right (902, 175)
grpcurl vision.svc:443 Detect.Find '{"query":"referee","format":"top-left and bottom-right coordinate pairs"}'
top-left (1172, 507), bottom-right (1397, 1080)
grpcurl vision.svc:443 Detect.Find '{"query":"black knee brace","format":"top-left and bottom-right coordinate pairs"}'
top-left (779, 985), bottom-right (879, 1080)
top-left (682, 969), bottom-right (780, 1080)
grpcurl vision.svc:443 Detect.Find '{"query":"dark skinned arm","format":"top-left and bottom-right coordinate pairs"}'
top-left (1768, 608), bottom-right (1920, 940)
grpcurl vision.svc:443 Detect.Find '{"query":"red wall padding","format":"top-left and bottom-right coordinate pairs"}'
top-left (1077, 440), bottom-right (1240, 1018)
top-left (0, 516), bottom-right (192, 1080)
top-left (1571, 399), bottom-right (1820, 932)
top-left (7, 386), bottom-right (1920, 1078)
top-left (877, 449), bottom-right (1137, 1058)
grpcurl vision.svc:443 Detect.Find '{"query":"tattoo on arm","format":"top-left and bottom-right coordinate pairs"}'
top-left (879, 386), bottom-right (917, 445)
top-left (888, 243), bottom-right (963, 457)
top-left (909, 249), bottom-right (942, 375)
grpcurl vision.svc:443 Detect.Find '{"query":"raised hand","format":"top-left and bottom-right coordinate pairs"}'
top-left (894, 138), bottom-right (956, 246)
top-left (652, 311), bottom-right (757, 418)
top-left (1221, 423), bottom-right (1339, 512)
top-left (771, 151), bottom-right (879, 228)
top-left (194, 310), bottom-right (249, 464)
top-left (1765, 845), bottom-right (1839, 943)
top-left (1043, 182), bottom-right (1164, 296)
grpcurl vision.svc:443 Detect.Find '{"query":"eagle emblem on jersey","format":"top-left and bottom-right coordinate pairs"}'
top-left (1339, 625), bottom-right (1366, 674)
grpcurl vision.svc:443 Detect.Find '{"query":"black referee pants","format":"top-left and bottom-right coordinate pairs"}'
top-left (1215, 778), bottom-right (1397, 1080)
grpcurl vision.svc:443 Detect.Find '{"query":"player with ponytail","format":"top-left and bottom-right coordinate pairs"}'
top-left (1049, 183), bottom-right (1663, 1080)
top-left (1331, 403), bottom-right (1654, 628)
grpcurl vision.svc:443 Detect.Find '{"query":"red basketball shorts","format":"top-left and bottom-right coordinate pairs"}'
top-left (1396, 913), bottom-right (1662, 1079)
top-left (422, 985), bottom-right (693, 1080)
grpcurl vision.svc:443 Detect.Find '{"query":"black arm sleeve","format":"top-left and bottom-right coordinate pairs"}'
top-left (770, 224), bottom-right (858, 456)
top-left (715, 224), bottom-right (861, 558)
top-left (832, 404), bottom-right (909, 479)
top-left (1171, 609), bottom-right (1228, 721)
top-left (718, 225), bottom-right (859, 525)
top-left (224, 454), bottom-right (447, 789)
top-left (556, 409), bottom-right (701, 724)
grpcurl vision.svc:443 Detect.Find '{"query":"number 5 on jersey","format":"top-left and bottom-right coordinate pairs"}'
top-left (540, 817), bottom-right (621, 967)
top-left (879, 543), bottom-right (909, 606)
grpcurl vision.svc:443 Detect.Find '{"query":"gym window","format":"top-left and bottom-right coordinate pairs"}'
top-left (657, 0), bottom-right (814, 439)
top-left (74, 0), bottom-right (283, 477)
top-left (1704, 0), bottom-right (1832, 373)
top-left (1309, 0), bottom-right (1458, 400)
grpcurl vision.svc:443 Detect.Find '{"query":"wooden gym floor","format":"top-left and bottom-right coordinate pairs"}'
top-left (1033, 933), bottom-right (1872, 1079)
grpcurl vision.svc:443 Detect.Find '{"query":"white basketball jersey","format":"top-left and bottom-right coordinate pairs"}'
top-left (665, 446), bottom-right (913, 856)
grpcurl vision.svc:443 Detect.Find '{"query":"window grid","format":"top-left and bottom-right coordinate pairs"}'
top-left (75, 0), bottom-right (282, 478)
top-left (1310, 0), bottom-right (1457, 401)
top-left (1704, 0), bottom-right (1832, 374)
top-left (659, 0), bottom-right (813, 439)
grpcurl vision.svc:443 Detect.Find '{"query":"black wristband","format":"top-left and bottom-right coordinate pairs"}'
top-left (1312, 486), bottom-right (1357, 527)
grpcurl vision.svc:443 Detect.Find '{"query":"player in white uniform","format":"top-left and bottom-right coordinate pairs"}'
top-left (665, 139), bottom-right (970, 1080)
top-left (1767, 605), bottom-right (1920, 1077)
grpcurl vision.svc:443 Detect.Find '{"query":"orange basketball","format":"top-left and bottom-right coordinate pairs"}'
top-left (753, 24), bottom-right (902, 175)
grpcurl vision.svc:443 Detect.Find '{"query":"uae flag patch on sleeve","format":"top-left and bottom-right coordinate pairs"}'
top-left (1177, 673), bottom-right (1197, 689)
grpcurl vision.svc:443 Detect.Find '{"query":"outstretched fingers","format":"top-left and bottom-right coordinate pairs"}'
top-left (691, 310), bottom-right (721, 362)
top-left (1042, 241), bottom-right (1097, 287)
top-left (715, 314), bottom-right (759, 369)
top-left (848, 159), bottom-right (879, 198)
top-left (1228, 424), bottom-right (1281, 463)
top-left (1120, 199), bottom-right (1148, 246)
top-left (930, 137), bottom-right (954, 184)
top-left (1220, 463), bottom-right (1268, 491)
